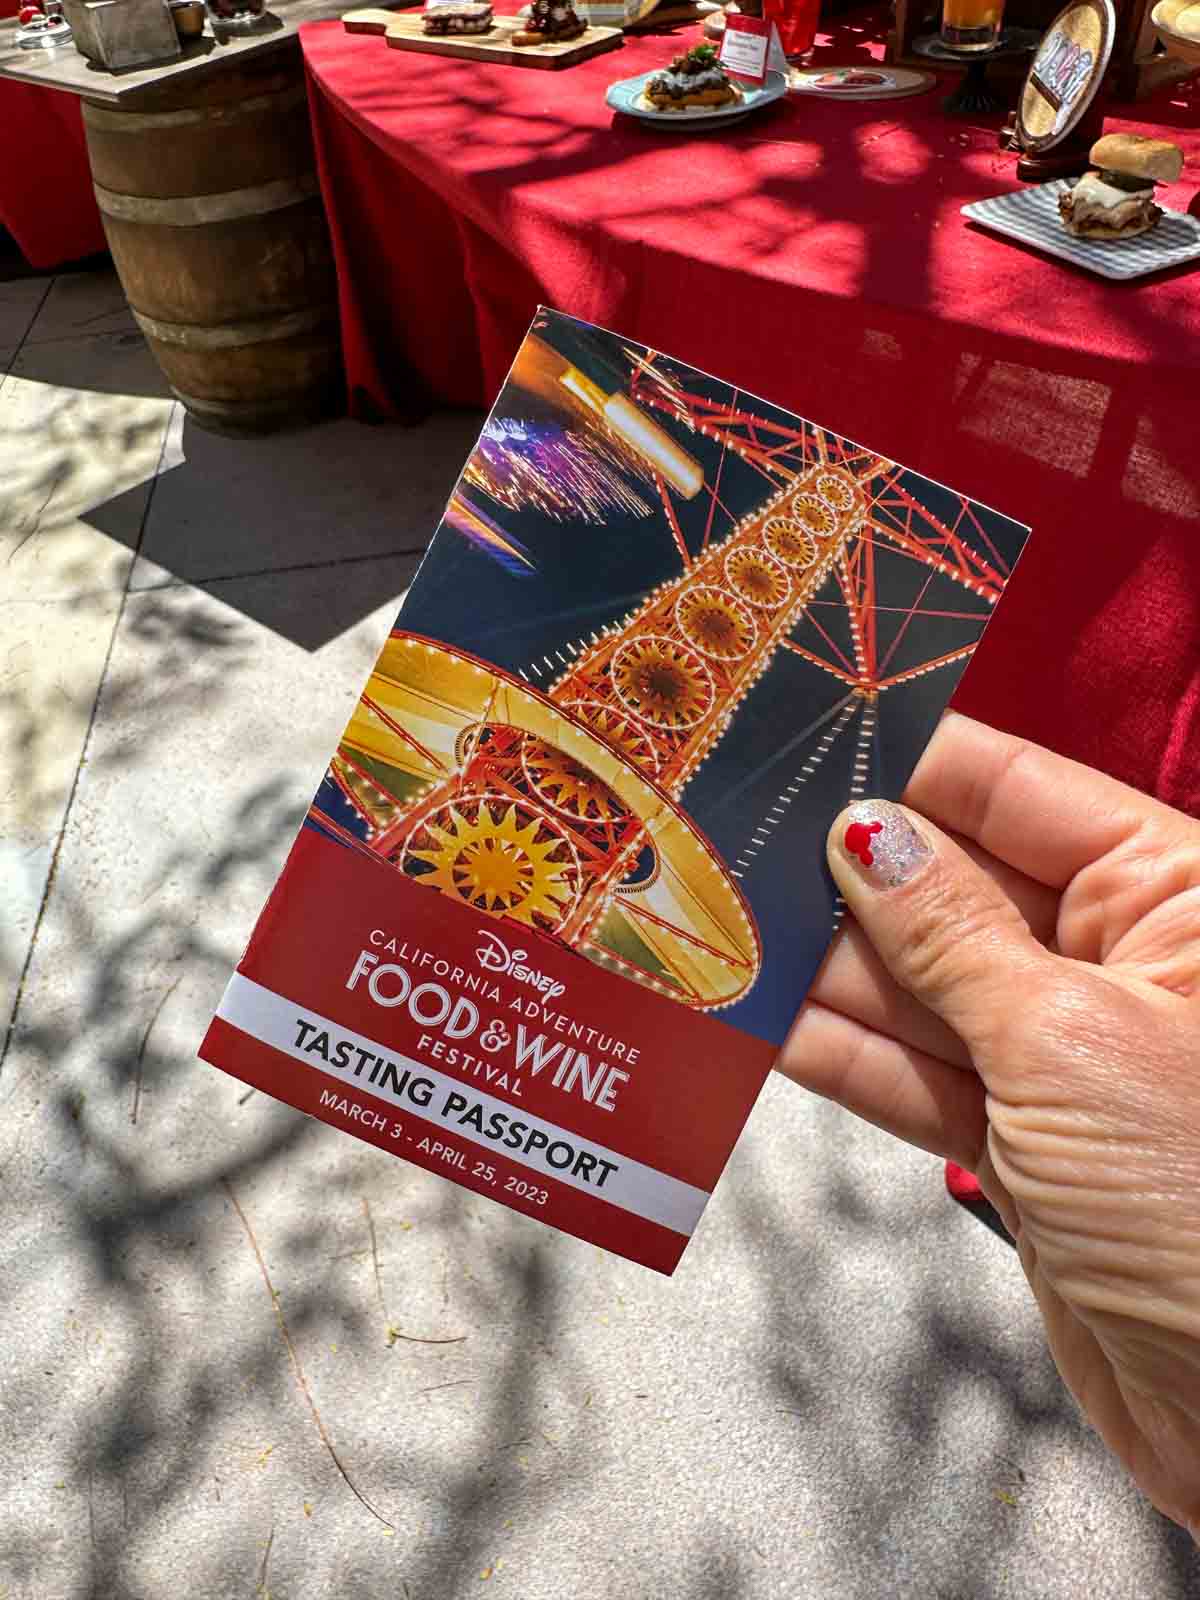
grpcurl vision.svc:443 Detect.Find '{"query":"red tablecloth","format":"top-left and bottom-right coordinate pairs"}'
top-left (0, 75), bottom-right (105, 268)
top-left (301, 11), bottom-right (1200, 815)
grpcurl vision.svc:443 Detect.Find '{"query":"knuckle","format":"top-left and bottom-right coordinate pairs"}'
top-left (895, 874), bottom-right (1024, 1010)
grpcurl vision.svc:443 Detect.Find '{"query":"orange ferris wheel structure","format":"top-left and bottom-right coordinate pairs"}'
top-left (315, 338), bottom-right (1015, 1015)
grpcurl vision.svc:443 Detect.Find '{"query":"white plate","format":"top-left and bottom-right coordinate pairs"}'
top-left (962, 180), bottom-right (1200, 281)
top-left (606, 67), bottom-right (788, 126)
top-left (788, 64), bottom-right (935, 98)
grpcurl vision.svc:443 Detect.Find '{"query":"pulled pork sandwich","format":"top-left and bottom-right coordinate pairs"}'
top-left (1058, 132), bottom-right (1184, 241)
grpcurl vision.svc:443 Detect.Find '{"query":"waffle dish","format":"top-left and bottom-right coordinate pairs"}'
top-left (642, 43), bottom-right (742, 111)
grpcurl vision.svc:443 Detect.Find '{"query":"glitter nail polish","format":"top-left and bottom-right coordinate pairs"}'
top-left (840, 801), bottom-right (932, 888)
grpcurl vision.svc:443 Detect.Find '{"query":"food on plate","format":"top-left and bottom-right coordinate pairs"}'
top-left (1058, 132), bottom-right (1184, 240)
top-left (422, 0), bottom-right (494, 32)
top-left (643, 42), bottom-right (742, 110)
top-left (511, 0), bottom-right (586, 44)
top-left (812, 67), bottom-right (889, 86)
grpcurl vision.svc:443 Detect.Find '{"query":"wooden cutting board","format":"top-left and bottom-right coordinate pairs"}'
top-left (381, 12), bottom-right (624, 65)
top-left (343, 7), bottom-right (417, 32)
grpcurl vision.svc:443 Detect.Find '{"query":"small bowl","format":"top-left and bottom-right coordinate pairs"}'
top-left (1151, 0), bottom-right (1200, 62)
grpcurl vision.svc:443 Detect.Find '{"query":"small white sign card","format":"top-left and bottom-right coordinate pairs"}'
top-left (719, 13), bottom-right (786, 82)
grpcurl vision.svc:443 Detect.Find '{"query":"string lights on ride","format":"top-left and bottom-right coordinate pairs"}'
top-left (322, 359), bottom-right (1009, 1012)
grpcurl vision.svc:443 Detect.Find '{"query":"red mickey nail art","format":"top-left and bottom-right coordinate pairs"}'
top-left (844, 819), bottom-right (883, 866)
top-left (839, 802), bottom-right (932, 887)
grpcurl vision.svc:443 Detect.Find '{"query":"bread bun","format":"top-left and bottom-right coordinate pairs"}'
top-left (1170, 0), bottom-right (1200, 35)
top-left (1151, 0), bottom-right (1193, 24)
top-left (1089, 132), bottom-right (1184, 184)
top-left (702, 1), bottom-right (739, 34)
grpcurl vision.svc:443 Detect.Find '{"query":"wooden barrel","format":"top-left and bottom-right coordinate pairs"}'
top-left (83, 53), bottom-right (341, 436)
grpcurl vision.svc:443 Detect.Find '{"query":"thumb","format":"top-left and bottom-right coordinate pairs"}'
top-left (827, 800), bottom-right (1050, 1056)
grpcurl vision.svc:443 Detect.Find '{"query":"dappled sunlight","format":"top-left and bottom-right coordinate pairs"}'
top-left (853, 120), bottom-right (934, 184)
top-left (0, 373), bottom-right (171, 575)
top-left (956, 359), bottom-right (1111, 477)
top-left (311, 1), bottom-right (1200, 425)
top-left (0, 379), bottom-right (1196, 1598)
top-left (1122, 411), bottom-right (1200, 520)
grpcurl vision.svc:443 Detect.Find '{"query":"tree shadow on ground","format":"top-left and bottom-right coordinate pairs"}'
top-left (3, 359), bottom-right (1199, 1596)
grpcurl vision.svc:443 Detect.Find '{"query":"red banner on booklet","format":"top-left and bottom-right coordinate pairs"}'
top-left (202, 825), bottom-right (776, 1275)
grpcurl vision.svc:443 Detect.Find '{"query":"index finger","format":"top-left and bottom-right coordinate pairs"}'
top-left (905, 712), bottom-right (1194, 890)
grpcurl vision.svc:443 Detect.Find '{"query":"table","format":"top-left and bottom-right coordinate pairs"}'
top-left (301, 8), bottom-right (1200, 815)
top-left (0, 0), bottom-right (364, 427)
top-left (0, 0), bottom-right (362, 98)
top-left (0, 72), bottom-right (104, 268)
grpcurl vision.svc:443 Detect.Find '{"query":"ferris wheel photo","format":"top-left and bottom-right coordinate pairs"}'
top-left (309, 311), bottom-right (1030, 1047)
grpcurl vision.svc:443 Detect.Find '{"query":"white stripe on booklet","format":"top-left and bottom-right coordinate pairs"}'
top-left (217, 972), bottom-right (708, 1237)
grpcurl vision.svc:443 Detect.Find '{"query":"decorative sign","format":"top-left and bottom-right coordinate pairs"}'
top-left (1016, 0), bottom-right (1115, 153)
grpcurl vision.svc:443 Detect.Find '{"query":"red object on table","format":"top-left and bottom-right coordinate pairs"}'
top-left (300, 10), bottom-right (1200, 824)
top-left (765, 0), bottom-right (819, 57)
top-left (0, 79), bottom-right (105, 268)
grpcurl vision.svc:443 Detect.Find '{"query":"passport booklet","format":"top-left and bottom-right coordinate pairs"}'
top-left (200, 310), bottom-right (1029, 1273)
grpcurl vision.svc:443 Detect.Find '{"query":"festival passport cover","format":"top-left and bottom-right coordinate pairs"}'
top-left (200, 310), bottom-right (1030, 1274)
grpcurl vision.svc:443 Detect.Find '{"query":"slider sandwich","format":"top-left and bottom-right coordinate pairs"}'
top-left (1058, 133), bottom-right (1184, 241)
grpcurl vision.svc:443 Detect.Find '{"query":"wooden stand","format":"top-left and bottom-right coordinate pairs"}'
top-left (381, 13), bottom-right (623, 66)
top-left (344, 4), bottom-right (623, 64)
top-left (1111, 0), bottom-right (1197, 97)
top-left (911, 28), bottom-right (1038, 111)
top-left (1000, 97), bottom-right (1103, 174)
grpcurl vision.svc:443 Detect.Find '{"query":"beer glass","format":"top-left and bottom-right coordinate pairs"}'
top-left (940, 0), bottom-right (1005, 51)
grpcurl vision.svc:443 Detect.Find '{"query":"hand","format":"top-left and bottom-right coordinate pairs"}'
top-left (779, 711), bottom-right (1200, 1536)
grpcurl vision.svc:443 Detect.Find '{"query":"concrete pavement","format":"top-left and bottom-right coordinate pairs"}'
top-left (2, 266), bottom-right (1197, 1600)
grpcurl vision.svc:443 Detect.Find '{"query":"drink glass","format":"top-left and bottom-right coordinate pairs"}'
top-left (940, 0), bottom-right (1004, 51)
top-left (768, 0), bottom-right (820, 57)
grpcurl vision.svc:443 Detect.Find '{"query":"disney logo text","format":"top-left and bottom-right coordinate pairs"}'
top-left (475, 930), bottom-right (566, 1000)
